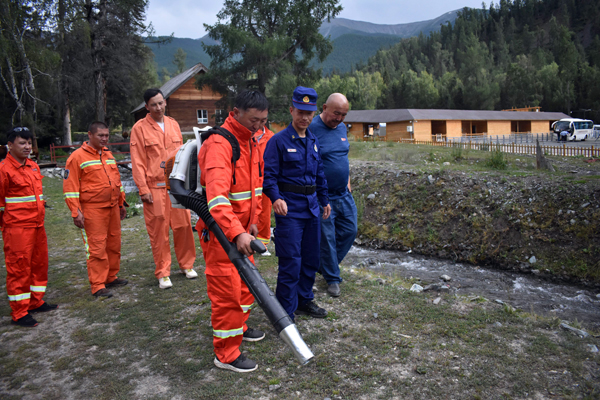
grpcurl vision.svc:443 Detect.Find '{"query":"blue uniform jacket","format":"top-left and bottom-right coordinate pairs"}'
top-left (263, 123), bottom-right (329, 219)
top-left (310, 115), bottom-right (350, 199)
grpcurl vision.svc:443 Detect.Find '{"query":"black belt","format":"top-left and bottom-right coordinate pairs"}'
top-left (279, 184), bottom-right (316, 195)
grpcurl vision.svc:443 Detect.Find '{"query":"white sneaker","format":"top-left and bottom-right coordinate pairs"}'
top-left (159, 276), bottom-right (173, 289)
top-left (182, 268), bottom-right (198, 279)
top-left (260, 250), bottom-right (272, 256)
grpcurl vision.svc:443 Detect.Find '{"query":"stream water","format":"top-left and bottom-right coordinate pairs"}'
top-left (342, 246), bottom-right (600, 331)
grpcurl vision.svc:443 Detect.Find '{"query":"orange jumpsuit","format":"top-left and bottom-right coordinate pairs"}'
top-left (0, 154), bottom-right (48, 321)
top-left (197, 112), bottom-right (262, 364)
top-left (256, 127), bottom-right (275, 246)
top-left (63, 142), bottom-right (126, 294)
top-left (130, 114), bottom-right (196, 279)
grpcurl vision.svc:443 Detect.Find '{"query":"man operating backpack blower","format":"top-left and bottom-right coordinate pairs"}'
top-left (167, 90), bottom-right (314, 373)
top-left (196, 90), bottom-right (268, 372)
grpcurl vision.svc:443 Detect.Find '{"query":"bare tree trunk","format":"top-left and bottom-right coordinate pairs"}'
top-left (94, 66), bottom-right (107, 121)
top-left (58, 0), bottom-right (72, 145)
top-left (90, 0), bottom-right (108, 122)
top-left (63, 92), bottom-right (72, 145)
top-left (1, 0), bottom-right (39, 152)
top-left (0, 56), bottom-right (25, 124)
top-left (536, 139), bottom-right (555, 172)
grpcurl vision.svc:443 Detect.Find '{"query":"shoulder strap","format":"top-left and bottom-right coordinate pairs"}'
top-left (200, 127), bottom-right (241, 184)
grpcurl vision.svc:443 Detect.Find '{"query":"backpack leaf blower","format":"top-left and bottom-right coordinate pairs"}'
top-left (165, 127), bottom-right (314, 365)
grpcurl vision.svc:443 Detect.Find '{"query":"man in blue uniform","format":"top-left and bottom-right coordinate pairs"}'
top-left (309, 93), bottom-right (357, 297)
top-left (263, 86), bottom-right (331, 320)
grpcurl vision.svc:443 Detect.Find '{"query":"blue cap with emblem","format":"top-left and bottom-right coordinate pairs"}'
top-left (292, 86), bottom-right (318, 111)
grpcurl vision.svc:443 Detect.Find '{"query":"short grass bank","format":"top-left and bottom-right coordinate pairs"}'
top-left (0, 177), bottom-right (599, 399)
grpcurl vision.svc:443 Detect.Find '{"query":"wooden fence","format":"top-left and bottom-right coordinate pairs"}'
top-left (398, 139), bottom-right (600, 158)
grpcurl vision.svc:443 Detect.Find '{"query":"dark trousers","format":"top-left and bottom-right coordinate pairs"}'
top-left (273, 215), bottom-right (320, 320)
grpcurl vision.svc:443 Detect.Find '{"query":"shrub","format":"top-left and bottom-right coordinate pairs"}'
top-left (451, 143), bottom-right (463, 161)
top-left (485, 145), bottom-right (508, 170)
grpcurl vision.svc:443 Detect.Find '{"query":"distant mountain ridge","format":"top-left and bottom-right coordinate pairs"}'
top-left (146, 11), bottom-right (460, 77)
top-left (319, 11), bottom-right (459, 39)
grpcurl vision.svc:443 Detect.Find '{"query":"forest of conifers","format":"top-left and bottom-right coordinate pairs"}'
top-left (317, 0), bottom-right (600, 121)
top-left (1, 0), bottom-right (599, 144)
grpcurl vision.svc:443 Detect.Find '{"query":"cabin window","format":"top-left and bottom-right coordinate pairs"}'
top-left (197, 109), bottom-right (208, 124)
top-left (215, 109), bottom-right (226, 125)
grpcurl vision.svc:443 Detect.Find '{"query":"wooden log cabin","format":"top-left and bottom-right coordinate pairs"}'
top-left (132, 62), bottom-right (224, 132)
top-left (344, 109), bottom-right (570, 142)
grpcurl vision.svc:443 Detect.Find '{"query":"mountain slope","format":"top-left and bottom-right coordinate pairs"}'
top-left (318, 11), bottom-right (459, 40)
top-left (146, 11), bottom-right (460, 76)
top-left (317, 34), bottom-right (404, 74)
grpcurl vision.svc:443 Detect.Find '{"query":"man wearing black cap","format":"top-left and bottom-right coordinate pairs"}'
top-left (1, 127), bottom-right (58, 327)
top-left (263, 86), bottom-right (331, 320)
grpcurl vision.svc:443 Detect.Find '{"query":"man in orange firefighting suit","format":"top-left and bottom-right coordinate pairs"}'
top-left (130, 88), bottom-right (197, 289)
top-left (1, 127), bottom-right (58, 327)
top-left (255, 126), bottom-right (275, 255)
top-left (197, 90), bottom-right (268, 373)
top-left (63, 121), bottom-right (128, 298)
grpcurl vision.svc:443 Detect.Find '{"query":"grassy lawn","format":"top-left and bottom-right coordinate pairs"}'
top-left (0, 176), bottom-right (598, 399)
top-left (348, 140), bottom-right (600, 176)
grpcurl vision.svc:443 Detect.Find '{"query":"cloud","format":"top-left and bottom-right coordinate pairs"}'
top-left (338, 0), bottom-right (485, 24)
top-left (145, 0), bottom-right (221, 39)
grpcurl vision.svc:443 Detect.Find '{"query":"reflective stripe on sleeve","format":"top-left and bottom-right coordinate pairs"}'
top-left (241, 303), bottom-right (254, 313)
top-left (5, 195), bottom-right (37, 204)
top-left (213, 327), bottom-right (244, 338)
top-left (80, 160), bottom-right (102, 169)
top-left (106, 159), bottom-right (116, 165)
top-left (64, 192), bottom-right (80, 199)
top-left (255, 187), bottom-right (263, 196)
top-left (120, 186), bottom-right (125, 192)
top-left (208, 195), bottom-right (231, 211)
top-left (8, 293), bottom-right (31, 302)
top-left (39, 194), bottom-right (44, 201)
top-left (30, 285), bottom-right (46, 293)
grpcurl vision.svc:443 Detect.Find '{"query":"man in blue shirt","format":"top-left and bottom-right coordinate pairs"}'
top-left (309, 93), bottom-right (357, 297)
top-left (263, 86), bottom-right (331, 320)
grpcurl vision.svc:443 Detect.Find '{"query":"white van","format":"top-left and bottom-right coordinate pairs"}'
top-left (593, 125), bottom-right (600, 139)
top-left (552, 118), bottom-right (594, 141)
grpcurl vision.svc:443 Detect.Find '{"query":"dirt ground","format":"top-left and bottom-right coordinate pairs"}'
top-left (0, 146), bottom-right (599, 399)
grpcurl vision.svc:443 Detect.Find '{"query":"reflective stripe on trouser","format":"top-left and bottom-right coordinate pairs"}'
top-left (142, 188), bottom-right (196, 279)
top-left (80, 205), bottom-right (122, 293)
top-left (206, 273), bottom-right (255, 364)
top-left (256, 192), bottom-right (272, 245)
top-left (200, 230), bottom-right (255, 364)
top-left (318, 191), bottom-right (358, 284)
top-left (273, 215), bottom-right (320, 320)
top-left (2, 226), bottom-right (49, 320)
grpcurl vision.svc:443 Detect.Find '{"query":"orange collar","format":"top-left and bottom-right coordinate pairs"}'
top-left (5, 153), bottom-right (34, 169)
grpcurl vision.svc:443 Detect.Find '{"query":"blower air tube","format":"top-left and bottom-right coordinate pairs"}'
top-left (169, 179), bottom-right (314, 365)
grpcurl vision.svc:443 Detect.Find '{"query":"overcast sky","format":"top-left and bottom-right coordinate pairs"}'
top-left (145, 0), bottom-right (487, 39)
